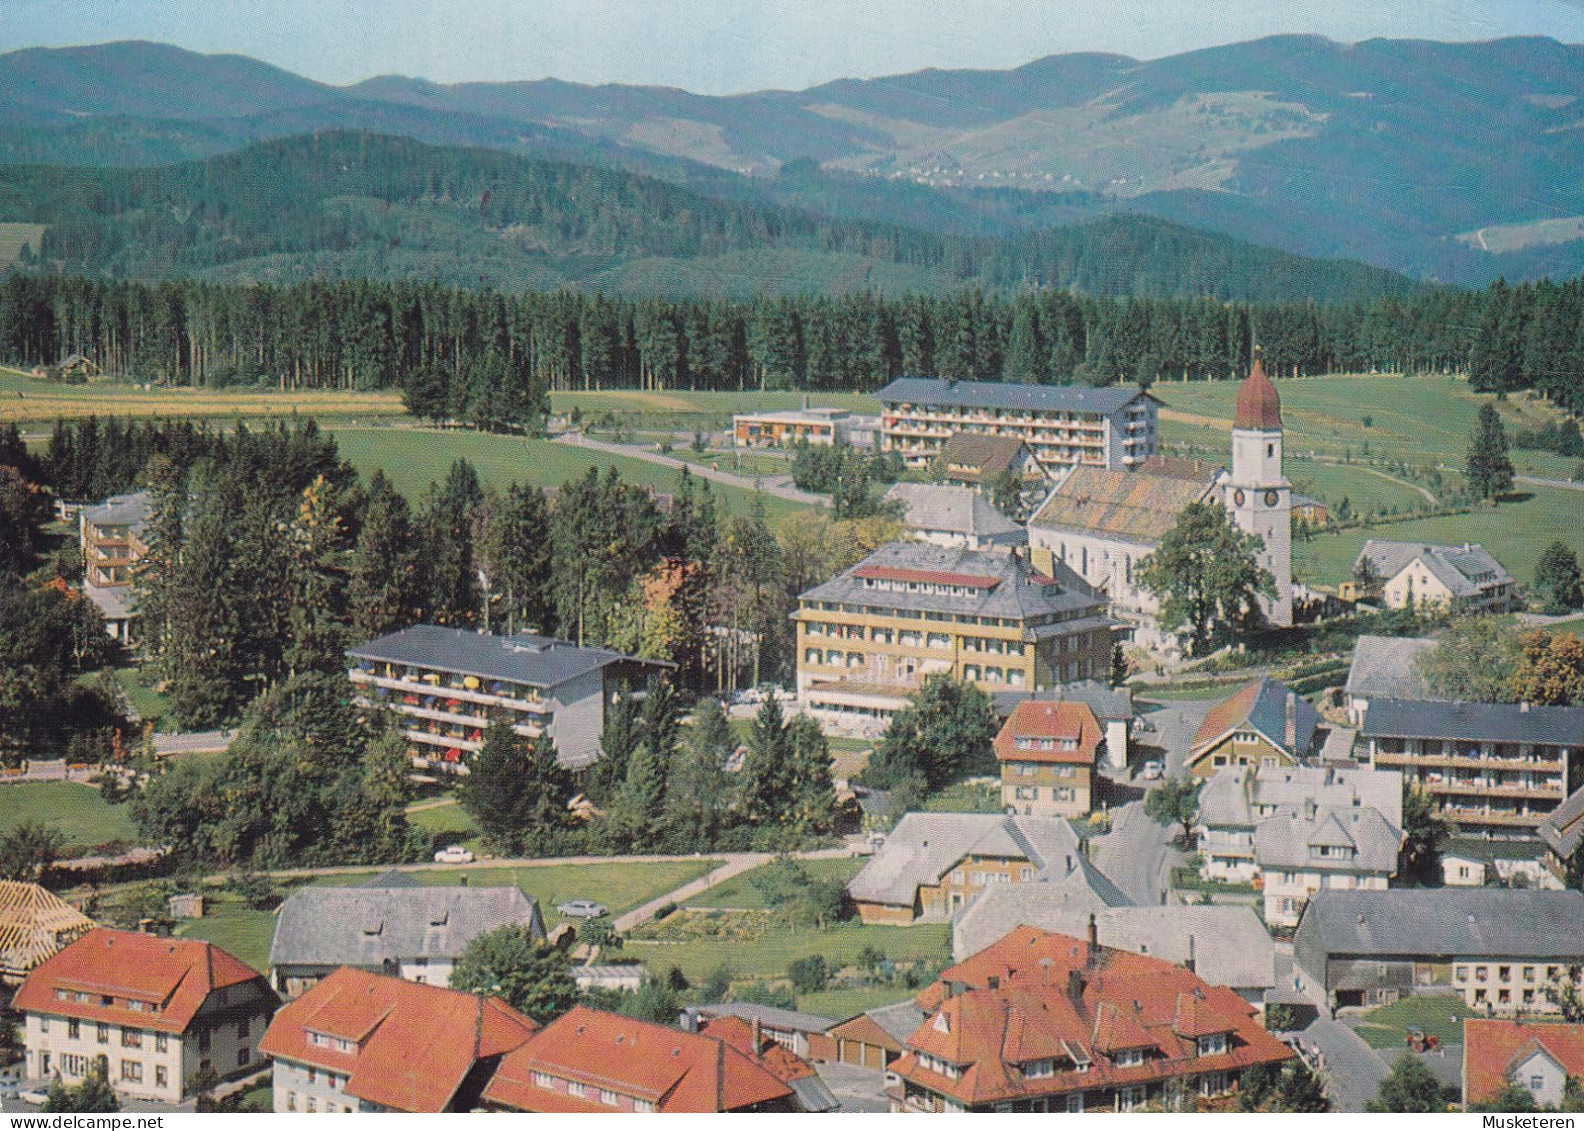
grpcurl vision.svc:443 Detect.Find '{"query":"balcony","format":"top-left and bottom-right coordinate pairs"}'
top-left (349, 669), bottom-right (549, 715)
top-left (1373, 750), bottom-right (1564, 775)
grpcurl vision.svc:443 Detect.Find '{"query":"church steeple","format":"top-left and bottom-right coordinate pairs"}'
top-left (1234, 349), bottom-right (1282, 432)
top-left (1226, 346), bottom-right (1292, 627)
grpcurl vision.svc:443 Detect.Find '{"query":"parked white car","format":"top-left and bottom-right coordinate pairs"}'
top-left (433, 845), bottom-right (475, 864)
top-left (1141, 759), bottom-right (1164, 781)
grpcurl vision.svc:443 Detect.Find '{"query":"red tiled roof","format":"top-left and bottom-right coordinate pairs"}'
top-left (14, 928), bottom-right (268, 1034)
top-left (258, 968), bottom-right (537, 1113)
top-left (1233, 355), bottom-right (1282, 431)
top-left (1464, 1020), bottom-right (1584, 1106)
top-left (483, 1005), bottom-right (793, 1113)
top-left (995, 700), bottom-right (1102, 766)
top-left (895, 928), bottom-right (1291, 1108)
top-left (699, 1015), bottom-right (817, 1083)
top-left (852, 565), bottom-right (1001, 589)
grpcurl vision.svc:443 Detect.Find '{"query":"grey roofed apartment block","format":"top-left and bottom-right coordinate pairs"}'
top-left (798, 541), bottom-right (1107, 625)
top-left (877, 376), bottom-right (1156, 416)
top-left (951, 896), bottom-right (1274, 996)
top-left (347, 623), bottom-right (665, 690)
top-left (1294, 889), bottom-right (1584, 961)
top-left (1354, 539), bottom-right (1513, 598)
top-left (1344, 635), bottom-right (1437, 703)
top-left (80, 490), bottom-right (151, 530)
top-left (882, 482), bottom-right (1025, 543)
top-left (1361, 698), bottom-right (1584, 747)
top-left (848, 812), bottom-right (1129, 910)
top-left (268, 880), bottom-right (545, 977)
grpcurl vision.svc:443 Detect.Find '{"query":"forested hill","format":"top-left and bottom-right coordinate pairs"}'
top-left (0, 131), bottom-right (1418, 303)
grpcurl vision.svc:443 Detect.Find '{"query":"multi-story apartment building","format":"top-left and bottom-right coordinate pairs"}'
top-left (886, 925), bottom-right (1294, 1113)
top-left (347, 625), bottom-right (668, 773)
top-left (1362, 699), bottom-right (1583, 839)
top-left (793, 542), bottom-right (1116, 728)
top-left (16, 929), bottom-right (279, 1104)
top-left (1293, 889), bottom-right (1584, 1015)
top-left (78, 490), bottom-right (150, 644)
top-left (260, 967), bottom-right (538, 1113)
top-left (876, 377), bottom-right (1158, 479)
top-left (994, 699), bottom-right (1102, 818)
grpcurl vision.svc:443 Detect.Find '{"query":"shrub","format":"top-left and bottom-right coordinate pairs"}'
top-left (788, 955), bottom-right (829, 994)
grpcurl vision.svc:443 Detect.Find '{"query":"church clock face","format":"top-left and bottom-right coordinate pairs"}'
top-left (1233, 489), bottom-right (1246, 507)
top-left (1264, 490), bottom-right (1280, 507)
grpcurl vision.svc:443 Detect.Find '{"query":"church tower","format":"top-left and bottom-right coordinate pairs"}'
top-left (1226, 351), bottom-right (1293, 626)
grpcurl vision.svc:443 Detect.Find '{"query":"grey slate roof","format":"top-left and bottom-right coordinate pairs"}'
top-left (81, 490), bottom-right (151, 531)
top-left (952, 897), bottom-right (1275, 992)
top-left (862, 1000), bottom-right (928, 1044)
top-left (1355, 539), bottom-right (1513, 598)
top-left (690, 1002), bottom-right (838, 1035)
top-left (1295, 889), bottom-right (1584, 959)
top-left (992, 680), bottom-right (1133, 724)
top-left (348, 624), bottom-right (661, 690)
top-left (883, 483), bottom-right (1023, 541)
top-left (849, 812), bottom-right (1128, 908)
top-left (268, 882), bottom-right (543, 970)
top-left (798, 541), bottom-right (1106, 625)
top-left (1344, 635), bottom-right (1438, 701)
top-left (83, 583), bottom-right (138, 621)
top-left (878, 376), bottom-right (1154, 416)
top-left (1198, 765), bottom-right (1403, 832)
top-left (1361, 698), bottom-right (1584, 746)
top-left (1539, 785), bottom-right (1584, 861)
top-left (1253, 805), bottom-right (1401, 875)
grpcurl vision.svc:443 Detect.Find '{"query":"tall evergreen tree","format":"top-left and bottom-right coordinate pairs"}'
top-left (1465, 402), bottom-right (1515, 501)
top-left (348, 470), bottom-right (422, 640)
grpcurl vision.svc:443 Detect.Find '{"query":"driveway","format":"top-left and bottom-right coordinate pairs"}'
top-left (1088, 801), bottom-right (1179, 906)
top-left (1132, 698), bottom-right (1218, 779)
top-left (1295, 1017), bottom-right (1388, 1113)
top-left (815, 1062), bottom-right (891, 1113)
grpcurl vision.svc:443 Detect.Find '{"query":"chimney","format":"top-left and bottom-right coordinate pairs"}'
top-left (1285, 691), bottom-right (1298, 749)
top-left (1088, 912), bottom-right (1099, 952)
top-left (1185, 935), bottom-right (1196, 975)
top-left (752, 1016), bottom-right (763, 1053)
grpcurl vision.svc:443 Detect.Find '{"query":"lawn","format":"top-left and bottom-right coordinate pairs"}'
top-left (921, 780), bottom-right (1002, 813)
top-left (0, 781), bottom-right (139, 853)
top-left (330, 426), bottom-right (807, 522)
top-left (1285, 458), bottom-right (1436, 515)
top-left (796, 983), bottom-right (917, 1021)
top-left (1351, 993), bottom-right (1476, 1050)
top-left (626, 915), bottom-right (951, 988)
top-left (308, 858), bottom-right (720, 926)
top-left (688, 856), bottom-right (865, 909)
top-left (174, 894), bottom-right (277, 973)
top-left (111, 667), bottom-right (171, 728)
top-left (405, 798), bottom-right (482, 851)
top-left (0, 365), bottom-right (405, 427)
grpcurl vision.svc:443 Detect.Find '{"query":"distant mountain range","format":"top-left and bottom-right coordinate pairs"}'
top-left (2, 36), bottom-right (1583, 285)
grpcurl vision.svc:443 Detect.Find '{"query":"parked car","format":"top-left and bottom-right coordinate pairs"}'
top-left (433, 845), bottom-right (475, 864)
top-left (556, 899), bottom-right (608, 919)
top-left (1141, 759), bottom-right (1164, 781)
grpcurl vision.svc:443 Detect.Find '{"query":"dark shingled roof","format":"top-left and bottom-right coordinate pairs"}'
top-left (878, 376), bottom-right (1155, 416)
top-left (1295, 889), bottom-right (1584, 959)
top-left (347, 624), bottom-right (664, 689)
top-left (1361, 698), bottom-right (1584, 746)
top-left (940, 433), bottom-right (1041, 482)
top-left (1539, 786), bottom-right (1584, 861)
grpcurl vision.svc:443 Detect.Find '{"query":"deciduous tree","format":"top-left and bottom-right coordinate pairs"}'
top-left (1138, 501), bottom-right (1274, 655)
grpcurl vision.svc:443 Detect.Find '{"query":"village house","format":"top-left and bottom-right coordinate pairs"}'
top-left (793, 541), bottom-right (1116, 731)
top-left (877, 376), bottom-right (1159, 479)
top-left (994, 681), bottom-right (1134, 773)
top-left (16, 929), bottom-right (279, 1104)
top-left (1342, 634), bottom-right (1438, 726)
top-left (347, 624), bottom-right (669, 772)
top-left (827, 1001), bottom-right (928, 1071)
top-left (259, 967), bottom-right (537, 1113)
top-left (937, 433), bottom-right (1050, 494)
top-left (1196, 763), bottom-right (1402, 885)
top-left (994, 698), bottom-right (1103, 818)
top-left (78, 490), bottom-right (150, 644)
top-left (1361, 698), bottom-right (1583, 839)
top-left (695, 1014), bottom-right (840, 1112)
top-left (480, 1004), bottom-right (797, 1113)
top-left (0, 880), bottom-right (95, 986)
top-left (847, 812), bottom-right (1127, 924)
top-left (1462, 1020), bottom-right (1584, 1110)
top-left (1540, 785), bottom-right (1584, 882)
top-left (1292, 889), bottom-right (1584, 1015)
top-left (682, 1003), bottom-right (837, 1061)
top-left (1351, 539), bottom-right (1517, 612)
top-left (1441, 837), bottom-right (1559, 889)
top-left (883, 482), bottom-right (1026, 551)
top-left (267, 872), bottom-right (545, 998)
top-left (1254, 802), bottom-right (1402, 927)
top-left (1186, 676), bottom-right (1324, 777)
top-left (886, 925), bottom-right (1293, 1113)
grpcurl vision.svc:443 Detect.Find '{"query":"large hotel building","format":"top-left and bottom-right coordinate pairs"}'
top-left (876, 377), bottom-right (1159, 479)
top-left (793, 542), bottom-right (1117, 727)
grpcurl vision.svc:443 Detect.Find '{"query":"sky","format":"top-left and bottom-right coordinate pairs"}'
top-left (3, 0), bottom-right (1582, 93)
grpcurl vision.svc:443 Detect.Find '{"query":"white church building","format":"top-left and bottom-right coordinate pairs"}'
top-left (1027, 356), bottom-right (1294, 649)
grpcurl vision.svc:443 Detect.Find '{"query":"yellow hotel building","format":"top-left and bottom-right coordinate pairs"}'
top-left (793, 543), bottom-right (1117, 726)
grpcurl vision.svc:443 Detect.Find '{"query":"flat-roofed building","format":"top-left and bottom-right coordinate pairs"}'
top-left (793, 542), bottom-right (1116, 729)
top-left (877, 377), bottom-right (1158, 477)
top-left (732, 406), bottom-right (879, 448)
top-left (1361, 698), bottom-right (1583, 839)
top-left (347, 625), bottom-right (669, 772)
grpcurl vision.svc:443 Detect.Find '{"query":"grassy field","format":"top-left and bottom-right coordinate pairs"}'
top-left (0, 781), bottom-right (139, 853)
top-left (330, 426), bottom-right (807, 521)
top-left (0, 224), bottom-right (45, 270)
top-left (1285, 458), bottom-right (1436, 515)
top-left (308, 858), bottom-right (719, 927)
top-left (111, 667), bottom-right (171, 728)
top-left (797, 983), bottom-right (916, 1021)
top-left (404, 798), bottom-right (481, 851)
top-left (0, 365), bottom-right (406, 427)
top-left (1352, 993), bottom-right (1476, 1050)
top-left (174, 894), bottom-right (277, 972)
top-left (687, 857), bottom-right (865, 909)
top-left (921, 780), bottom-right (1002, 813)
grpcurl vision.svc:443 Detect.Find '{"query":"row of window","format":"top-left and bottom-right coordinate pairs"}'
top-left (801, 602), bottom-right (1086, 631)
top-left (528, 1071), bottom-right (654, 1111)
top-left (1455, 964), bottom-right (1565, 985)
top-left (52, 988), bottom-right (161, 1014)
top-left (285, 1092), bottom-right (355, 1113)
top-left (1010, 786), bottom-right (1078, 802)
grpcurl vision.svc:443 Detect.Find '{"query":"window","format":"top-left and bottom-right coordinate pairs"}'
top-left (1067, 1094), bottom-right (1084, 1113)
top-left (67, 1020), bottom-right (79, 1039)
top-left (1475, 966), bottom-right (1489, 982)
top-left (287, 1093), bottom-right (297, 1112)
top-left (60, 1054), bottom-right (91, 1078)
top-left (1531, 1076), bottom-right (1545, 1093)
top-left (121, 1060), bottom-right (143, 1083)
top-left (122, 1029), bottom-right (142, 1049)
top-left (1455, 967), bottom-right (1469, 982)
top-left (1120, 1085), bottom-right (1146, 1112)
top-left (634, 1100), bottom-right (656, 1113)
top-left (568, 1082), bottom-right (587, 1099)
top-left (1115, 1049), bottom-right (1144, 1068)
top-left (1025, 1059), bottom-right (1053, 1078)
top-left (533, 1072), bottom-right (554, 1089)
top-left (237, 1018), bottom-right (250, 1040)
top-left (600, 1090), bottom-right (619, 1106)
top-left (155, 1066), bottom-right (168, 1089)
top-left (97, 1022), bottom-right (110, 1045)
top-left (307, 1098), bottom-right (317, 1113)
top-left (237, 1047), bottom-right (250, 1067)
top-left (1197, 1034), bottom-right (1227, 1057)
top-left (1200, 1072), bottom-right (1230, 1097)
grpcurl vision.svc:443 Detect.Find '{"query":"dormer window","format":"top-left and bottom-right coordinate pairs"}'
top-left (1196, 1033), bottom-right (1228, 1057)
top-left (1025, 1059), bottom-right (1054, 1079)
top-left (1114, 1048), bottom-right (1145, 1068)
